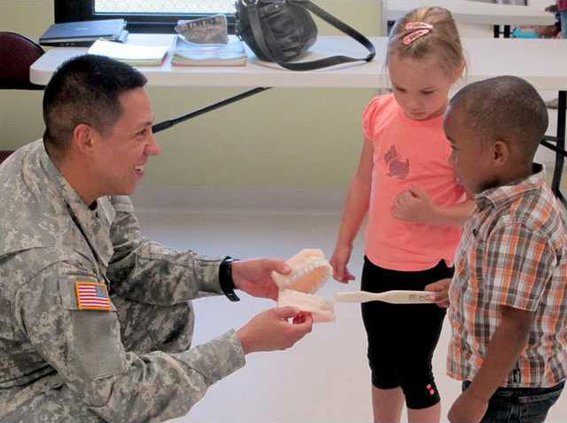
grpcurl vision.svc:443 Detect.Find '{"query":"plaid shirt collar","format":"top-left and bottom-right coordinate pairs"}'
top-left (474, 163), bottom-right (545, 211)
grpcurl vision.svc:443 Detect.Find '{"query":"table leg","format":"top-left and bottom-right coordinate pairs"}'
top-left (152, 87), bottom-right (271, 134)
top-left (494, 25), bottom-right (512, 38)
top-left (551, 90), bottom-right (566, 204)
top-left (494, 25), bottom-right (501, 38)
top-left (387, 20), bottom-right (395, 35)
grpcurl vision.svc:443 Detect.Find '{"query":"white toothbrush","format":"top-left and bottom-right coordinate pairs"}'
top-left (334, 290), bottom-right (434, 304)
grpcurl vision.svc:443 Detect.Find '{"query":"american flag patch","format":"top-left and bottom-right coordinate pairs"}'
top-left (75, 281), bottom-right (112, 311)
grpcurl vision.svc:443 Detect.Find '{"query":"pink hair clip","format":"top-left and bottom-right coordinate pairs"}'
top-left (404, 21), bottom-right (434, 31)
top-left (403, 29), bottom-right (431, 45)
top-left (402, 22), bottom-right (433, 45)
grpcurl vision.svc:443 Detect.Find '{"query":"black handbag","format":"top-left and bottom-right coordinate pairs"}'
top-left (235, 0), bottom-right (376, 71)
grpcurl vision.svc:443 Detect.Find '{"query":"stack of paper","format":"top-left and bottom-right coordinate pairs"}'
top-left (172, 35), bottom-right (247, 67)
top-left (88, 39), bottom-right (170, 66)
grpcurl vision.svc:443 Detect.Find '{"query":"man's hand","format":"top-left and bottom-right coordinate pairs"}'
top-left (236, 307), bottom-right (313, 354)
top-left (330, 244), bottom-right (355, 283)
top-left (448, 390), bottom-right (488, 423)
top-left (232, 258), bottom-right (290, 301)
top-left (425, 278), bottom-right (451, 308)
top-left (391, 186), bottom-right (437, 223)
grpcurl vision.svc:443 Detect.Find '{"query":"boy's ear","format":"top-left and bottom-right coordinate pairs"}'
top-left (492, 139), bottom-right (510, 167)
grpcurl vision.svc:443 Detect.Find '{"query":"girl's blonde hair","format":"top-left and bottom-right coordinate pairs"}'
top-left (387, 7), bottom-right (465, 77)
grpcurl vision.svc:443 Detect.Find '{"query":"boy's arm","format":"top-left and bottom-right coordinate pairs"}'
top-left (448, 306), bottom-right (534, 423)
top-left (428, 197), bottom-right (475, 226)
top-left (392, 187), bottom-right (474, 226)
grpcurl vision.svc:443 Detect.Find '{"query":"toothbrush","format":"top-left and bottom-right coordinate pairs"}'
top-left (334, 290), bottom-right (434, 304)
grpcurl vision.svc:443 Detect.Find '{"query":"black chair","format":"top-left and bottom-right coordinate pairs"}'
top-left (0, 32), bottom-right (45, 164)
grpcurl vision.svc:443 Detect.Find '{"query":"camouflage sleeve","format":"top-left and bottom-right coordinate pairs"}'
top-left (107, 196), bottom-right (225, 304)
top-left (16, 263), bottom-right (245, 422)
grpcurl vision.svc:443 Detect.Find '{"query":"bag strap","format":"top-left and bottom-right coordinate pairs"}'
top-left (242, 0), bottom-right (376, 71)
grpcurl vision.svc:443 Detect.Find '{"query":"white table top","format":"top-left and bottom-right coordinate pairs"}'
top-left (384, 0), bottom-right (555, 26)
top-left (30, 34), bottom-right (567, 91)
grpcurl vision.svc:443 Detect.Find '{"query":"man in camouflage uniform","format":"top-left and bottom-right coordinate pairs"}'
top-left (0, 55), bottom-right (313, 422)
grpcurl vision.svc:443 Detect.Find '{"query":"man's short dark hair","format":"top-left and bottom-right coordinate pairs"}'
top-left (43, 54), bottom-right (148, 153)
top-left (449, 75), bottom-right (548, 162)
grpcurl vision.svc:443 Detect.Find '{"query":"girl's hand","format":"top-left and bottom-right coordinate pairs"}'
top-left (330, 244), bottom-right (355, 283)
top-left (391, 186), bottom-right (437, 223)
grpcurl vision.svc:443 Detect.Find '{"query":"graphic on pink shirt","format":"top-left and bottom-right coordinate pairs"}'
top-left (384, 145), bottom-right (409, 180)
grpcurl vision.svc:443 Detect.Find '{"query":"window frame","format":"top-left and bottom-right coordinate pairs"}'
top-left (54, 0), bottom-right (236, 34)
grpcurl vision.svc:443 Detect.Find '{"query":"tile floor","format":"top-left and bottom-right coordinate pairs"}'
top-left (135, 212), bottom-right (566, 423)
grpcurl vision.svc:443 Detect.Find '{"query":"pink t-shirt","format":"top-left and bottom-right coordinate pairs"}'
top-left (362, 94), bottom-right (465, 271)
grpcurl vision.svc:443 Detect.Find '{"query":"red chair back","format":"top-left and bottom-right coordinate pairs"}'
top-left (0, 150), bottom-right (13, 165)
top-left (0, 32), bottom-right (45, 90)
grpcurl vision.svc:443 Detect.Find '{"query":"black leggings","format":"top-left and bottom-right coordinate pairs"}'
top-left (361, 257), bottom-right (452, 409)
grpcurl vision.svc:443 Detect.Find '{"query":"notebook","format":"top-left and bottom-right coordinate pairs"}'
top-left (39, 19), bottom-right (127, 47)
top-left (88, 39), bottom-right (170, 66)
top-left (172, 35), bottom-right (247, 67)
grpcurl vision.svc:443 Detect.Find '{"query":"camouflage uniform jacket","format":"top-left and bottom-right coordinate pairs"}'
top-left (0, 140), bottom-right (245, 422)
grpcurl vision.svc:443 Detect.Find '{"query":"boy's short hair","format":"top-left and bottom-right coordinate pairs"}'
top-left (449, 75), bottom-right (548, 161)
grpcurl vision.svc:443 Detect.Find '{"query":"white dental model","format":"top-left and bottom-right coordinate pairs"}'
top-left (278, 289), bottom-right (335, 323)
top-left (271, 249), bottom-right (335, 323)
top-left (271, 248), bottom-right (333, 293)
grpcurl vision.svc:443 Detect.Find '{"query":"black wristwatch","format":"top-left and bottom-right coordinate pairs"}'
top-left (219, 256), bottom-right (240, 302)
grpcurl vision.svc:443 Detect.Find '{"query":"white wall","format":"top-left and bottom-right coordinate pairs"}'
top-left (2, 1), bottom-right (561, 212)
top-left (0, 0), bottom-right (380, 213)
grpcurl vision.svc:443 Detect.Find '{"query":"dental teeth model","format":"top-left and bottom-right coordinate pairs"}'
top-left (271, 249), bottom-right (335, 323)
top-left (278, 289), bottom-right (335, 323)
top-left (271, 248), bottom-right (333, 293)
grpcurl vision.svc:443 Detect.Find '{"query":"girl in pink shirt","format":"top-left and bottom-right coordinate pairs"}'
top-left (331, 7), bottom-right (474, 423)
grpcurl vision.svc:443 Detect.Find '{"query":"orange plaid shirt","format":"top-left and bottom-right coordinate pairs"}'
top-left (447, 165), bottom-right (567, 387)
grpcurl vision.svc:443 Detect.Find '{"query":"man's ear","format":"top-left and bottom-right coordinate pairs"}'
top-left (72, 123), bottom-right (97, 156)
top-left (493, 139), bottom-right (510, 167)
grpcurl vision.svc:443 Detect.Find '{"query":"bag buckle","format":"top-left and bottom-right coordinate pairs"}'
top-left (240, 0), bottom-right (258, 7)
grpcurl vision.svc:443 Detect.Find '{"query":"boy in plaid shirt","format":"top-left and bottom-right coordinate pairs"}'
top-left (431, 76), bottom-right (566, 423)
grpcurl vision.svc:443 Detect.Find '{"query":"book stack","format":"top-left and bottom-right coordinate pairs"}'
top-left (172, 35), bottom-right (247, 67)
top-left (88, 39), bottom-right (170, 67)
